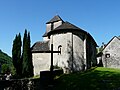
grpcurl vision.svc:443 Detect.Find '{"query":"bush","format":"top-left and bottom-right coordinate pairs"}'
top-left (2, 64), bottom-right (16, 75)
top-left (2, 64), bottom-right (10, 74)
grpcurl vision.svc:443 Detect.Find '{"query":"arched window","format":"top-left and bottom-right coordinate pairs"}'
top-left (58, 45), bottom-right (62, 55)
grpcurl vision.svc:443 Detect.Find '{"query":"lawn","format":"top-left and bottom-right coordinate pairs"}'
top-left (53, 67), bottom-right (120, 90)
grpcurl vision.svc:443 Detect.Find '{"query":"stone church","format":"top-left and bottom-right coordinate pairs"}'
top-left (31, 15), bottom-right (97, 75)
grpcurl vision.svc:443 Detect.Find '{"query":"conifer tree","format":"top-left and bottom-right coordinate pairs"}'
top-left (22, 30), bottom-right (33, 77)
top-left (27, 32), bottom-right (33, 77)
top-left (17, 33), bottom-right (22, 76)
top-left (12, 33), bottom-right (22, 76)
top-left (22, 29), bottom-right (28, 77)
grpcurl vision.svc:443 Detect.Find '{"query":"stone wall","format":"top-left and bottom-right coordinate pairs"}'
top-left (86, 36), bottom-right (97, 69)
top-left (51, 33), bottom-right (69, 73)
top-left (0, 78), bottom-right (41, 90)
top-left (102, 37), bottom-right (120, 68)
top-left (0, 69), bottom-right (63, 90)
top-left (53, 21), bottom-right (63, 29)
top-left (73, 32), bottom-right (85, 71)
top-left (32, 53), bottom-right (50, 76)
top-left (51, 31), bottom-right (87, 73)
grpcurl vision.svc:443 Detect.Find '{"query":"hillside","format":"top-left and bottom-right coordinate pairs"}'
top-left (53, 67), bottom-right (120, 90)
top-left (0, 50), bottom-right (12, 64)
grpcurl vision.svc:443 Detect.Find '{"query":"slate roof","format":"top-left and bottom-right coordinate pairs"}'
top-left (54, 21), bottom-right (83, 30)
top-left (47, 21), bottom-right (97, 46)
top-left (47, 21), bottom-right (87, 36)
top-left (42, 32), bottom-right (48, 37)
top-left (46, 15), bottom-right (63, 24)
top-left (31, 41), bottom-right (50, 52)
top-left (118, 36), bottom-right (120, 40)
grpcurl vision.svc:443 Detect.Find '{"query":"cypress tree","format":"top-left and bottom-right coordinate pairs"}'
top-left (28, 32), bottom-right (33, 77)
top-left (22, 30), bottom-right (33, 77)
top-left (22, 29), bottom-right (28, 77)
top-left (12, 35), bottom-right (17, 74)
top-left (12, 33), bottom-right (22, 76)
top-left (17, 33), bottom-right (22, 76)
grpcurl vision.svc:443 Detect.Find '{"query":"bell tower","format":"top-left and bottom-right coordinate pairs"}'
top-left (43, 15), bottom-right (64, 41)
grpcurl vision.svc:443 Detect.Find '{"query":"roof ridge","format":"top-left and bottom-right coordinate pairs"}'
top-left (53, 21), bottom-right (84, 31)
top-left (46, 15), bottom-right (63, 24)
top-left (102, 36), bottom-right (119, 51)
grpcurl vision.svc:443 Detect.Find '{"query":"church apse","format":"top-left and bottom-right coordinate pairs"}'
top-left (31, 15), bottom-right (97, 75)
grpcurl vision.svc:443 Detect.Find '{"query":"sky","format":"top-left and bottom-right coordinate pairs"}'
top-left (0, 0), bottom-right (120, 56)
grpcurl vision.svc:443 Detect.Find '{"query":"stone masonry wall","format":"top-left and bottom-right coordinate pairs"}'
top-left (51, 31), bottom-right (86, 73)
top-left (51, 33), bottom-right (69, 73)
top-left (32, 53), bottom-right (50, 76)
top-left (102, 37), bottom-right (120, 68)
top-left (73, 32), bottom-right (84, 71)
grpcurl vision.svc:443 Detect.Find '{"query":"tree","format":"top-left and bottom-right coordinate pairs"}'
top-left (12, 30), bottom-right (33, 78)
top-left (2, 64), bottom-right (10, 74)
top-left (12, 33), bottom-right (22, 76)
top-left (22, 30), bottom-right (33, 77)
top-left (27, 32), bottom-right (33, 76)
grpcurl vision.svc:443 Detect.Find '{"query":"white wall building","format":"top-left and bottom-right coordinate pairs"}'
top-left (31, 15), bottom-right (97, 76)
top-left (101, 36), bottom-right (120, 68)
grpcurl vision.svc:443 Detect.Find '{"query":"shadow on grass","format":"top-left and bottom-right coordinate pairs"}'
top-left (53, 67), bottom-right (120, 90)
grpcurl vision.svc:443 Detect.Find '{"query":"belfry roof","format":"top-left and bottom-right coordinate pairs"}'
top-left (46, 15), bottom-right (63, 24)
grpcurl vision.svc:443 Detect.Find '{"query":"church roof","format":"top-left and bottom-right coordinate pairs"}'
top-left (46, 15), bottom-right (63, 24)
top-left (47, 21), bottom-right (97, 46)
top-left (54, 21), bottom-right (83, 30)
top-left (118, 36), bottom-right (120, 40)
top-left (31, 41), bottom-right (50, 52)
top-left (47, 21), bottom-right (87, 35)
top-left (42, 32), bottom-right (48, 37)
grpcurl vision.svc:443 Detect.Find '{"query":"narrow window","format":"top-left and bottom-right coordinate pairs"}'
top-left (58, 45), bottom-right (62, 55)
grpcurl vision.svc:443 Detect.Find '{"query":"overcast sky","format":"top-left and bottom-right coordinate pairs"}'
top-left (0, 0), bottom-right (120, 56)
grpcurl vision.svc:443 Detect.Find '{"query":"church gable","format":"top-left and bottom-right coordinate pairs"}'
top-left (103, 36), bottom-right (120, 52)
top-left (102, 36), bottom-right (120, 68)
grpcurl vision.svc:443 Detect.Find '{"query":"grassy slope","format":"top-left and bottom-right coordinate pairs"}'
top-left (53, 67), bottom-right (120, 90)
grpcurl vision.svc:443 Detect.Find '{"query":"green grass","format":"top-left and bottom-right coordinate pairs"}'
top-left (32, 75), bottom-right (40, 79)
top-left (53, 67), bottom-right (120, 90)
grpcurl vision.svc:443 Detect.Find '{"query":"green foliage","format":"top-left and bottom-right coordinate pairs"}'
top-left (1, 63), bottom-right (15, 75)
top-left (12, 33), bottom-right (22, 76)
top-left (22, 30), bottom-right (33, 78)
top-left (0, 50), bottom-right (12, 64)
top-left (12, 29), bottom-right (33, 78)
top-left (53, 67), bottom-right (120, 90)
top-left (0, 50), bottom-right (16, 75)
top-left (2, 64), bottom-right (11, 73)
top-left (97, 46), bottom-right (104, 54)
top-left (10, 64), bottom-right (16, 75)
top-left (53, 65), bottom-right (62, 70)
